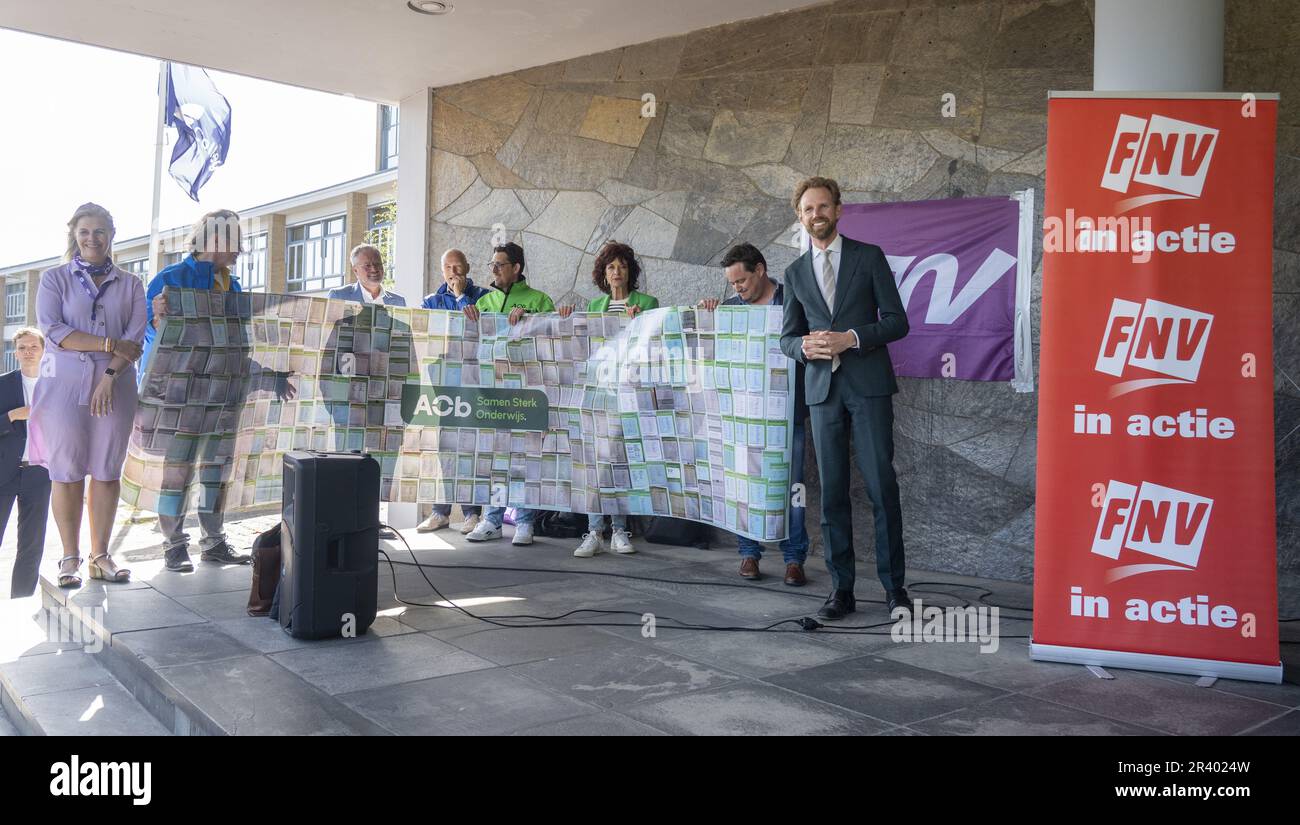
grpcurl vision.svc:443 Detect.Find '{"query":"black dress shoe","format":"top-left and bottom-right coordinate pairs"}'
top-left (817, 590), bottom-right (856, 620)
top-left (164, 545), bottom-right (194, 572)
top-left (886, 587), bottom-right (913, 615)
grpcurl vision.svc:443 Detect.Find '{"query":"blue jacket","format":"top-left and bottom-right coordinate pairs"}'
top-left (0, 370), bottom-right (30, 487)
top-left (421, 279), bottom-right (489, 311)
top-left (141, 255), bottom-right (242, 380)
top-left (326, 282), bottom-right (407, 306)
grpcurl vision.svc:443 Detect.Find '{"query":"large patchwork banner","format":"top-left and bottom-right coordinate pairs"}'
top-left (123, 290), bottom-right (796, 541)
top-left (1033, 93), bottom-right (1280, 682)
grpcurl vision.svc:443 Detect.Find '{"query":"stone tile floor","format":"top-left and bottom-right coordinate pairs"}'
top-left (2, 504), bottom-right (1298, 735)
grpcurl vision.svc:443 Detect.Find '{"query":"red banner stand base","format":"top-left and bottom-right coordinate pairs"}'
top-left (1030, 641), bottom-right (1282, 684)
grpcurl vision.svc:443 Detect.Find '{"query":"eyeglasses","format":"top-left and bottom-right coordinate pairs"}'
top-left (488, 262), bottom-right (515, 272)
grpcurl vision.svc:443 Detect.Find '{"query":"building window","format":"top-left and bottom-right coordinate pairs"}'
top-left (162, 250), bottom-right (187, 269)
top-left (367, 203), bottom-right (395, 272)
top-left (5, 282), bottom-right (26, 323)
top-left (2, 341), bottom-right (14, 373)
top-left (286, 215), bottom-right (346, 293)
top-left (379, 105), bottom-right (398, 171)
top-left (235, 232), bottom-right (268, 291)
top-left (119, 258), bottom-right (149, 286)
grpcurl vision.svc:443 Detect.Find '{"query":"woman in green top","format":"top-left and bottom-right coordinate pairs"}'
top-left (574, 241), bottom-right (659, 559)
top-left (585, 241), bottom-right (659, 317)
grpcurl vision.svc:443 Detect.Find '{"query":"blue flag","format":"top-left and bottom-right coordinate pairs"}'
top-left (164, 63), bottom-right (231, 202)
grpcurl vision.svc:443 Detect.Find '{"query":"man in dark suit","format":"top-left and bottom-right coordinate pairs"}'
top-left (1, 328), bottom-right (52, 597)
top-left (779, 177), bottom-right (911, 620)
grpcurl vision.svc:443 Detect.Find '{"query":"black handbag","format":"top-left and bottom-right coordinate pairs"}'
top-left (246, 522), bottom-right (282, 617)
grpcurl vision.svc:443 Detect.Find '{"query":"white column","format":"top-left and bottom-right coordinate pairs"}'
top-left (388, 88), bottom-right (433, 530)
top-left (1094, 0), bottom-right (1224, 92)
top-left (394, 88), bottom-right (432, 302)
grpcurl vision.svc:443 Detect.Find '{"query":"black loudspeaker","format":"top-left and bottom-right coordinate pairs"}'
top-left (280, 451), bottom-right (380, 640)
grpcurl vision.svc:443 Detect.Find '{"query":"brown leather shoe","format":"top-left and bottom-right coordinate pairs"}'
top-left (739, 557), bottom-right (760, 580)
top-left (783, 563), bottom-right (806, 587)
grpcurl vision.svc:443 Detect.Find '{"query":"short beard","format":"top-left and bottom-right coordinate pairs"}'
top-left (805, 218), bottom-right (836, 241)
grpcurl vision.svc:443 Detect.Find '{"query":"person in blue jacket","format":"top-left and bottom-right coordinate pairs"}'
top-left (421, 248), bottom-right (490, 311)
top-left (415, 248), bottom-right (491, 534)
top-left (142, 209), bottom-right (251, 572)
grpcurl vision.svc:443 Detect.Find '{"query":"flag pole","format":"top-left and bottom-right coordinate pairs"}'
top-left (148, 60), bottom-right (168, 278)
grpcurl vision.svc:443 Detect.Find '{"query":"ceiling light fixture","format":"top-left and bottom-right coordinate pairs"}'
top-left (407, 1), bottom-right (453, 14)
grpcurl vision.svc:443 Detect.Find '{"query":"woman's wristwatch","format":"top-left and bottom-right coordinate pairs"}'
top-left (104, 367), bottom-right (117, 379)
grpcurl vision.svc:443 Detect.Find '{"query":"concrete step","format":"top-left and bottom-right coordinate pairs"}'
top-left (31, 579), bottom-right (222, 736)
top-left (0, 698), bottom-right (18, 736)
top-left (0, 624), bottom-right (169, 736)
top-left (30, 561), bottom-right (391, 736)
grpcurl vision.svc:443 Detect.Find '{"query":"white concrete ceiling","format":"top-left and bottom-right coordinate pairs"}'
top-left (0, 0), bottom-right (826, 103)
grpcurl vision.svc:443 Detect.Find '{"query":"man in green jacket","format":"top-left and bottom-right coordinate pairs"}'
top-left (463, 242), bottom-right (554, 546)
top-left (464, 242), bottom-right (554, 321)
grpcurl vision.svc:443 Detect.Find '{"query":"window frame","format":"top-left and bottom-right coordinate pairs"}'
top-left (286, 214), bottom-right (348, 293)
top-left (5, 282), bottom-right (27, 324)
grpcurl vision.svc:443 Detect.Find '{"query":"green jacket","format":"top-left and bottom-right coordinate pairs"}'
top-left (475, 280), bottom-right (555, 314)
top-left (588, 290), bottom-right (659, 313)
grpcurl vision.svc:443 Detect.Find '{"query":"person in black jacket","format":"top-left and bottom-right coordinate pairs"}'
top-left (1, 327), bottom-right (52, 597)
top-left (779, 177), bottom-right (911, 621)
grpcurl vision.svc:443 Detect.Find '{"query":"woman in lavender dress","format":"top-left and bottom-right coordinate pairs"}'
top-left (29, 203), bottom-right (146, 587)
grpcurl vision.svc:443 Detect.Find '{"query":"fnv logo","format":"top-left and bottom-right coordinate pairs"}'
top-left (50, 756), bottom-right (151, 806)
top-left (1095, 297), bottom-right (1213, 397)
top-left (1092, 480), bottom-right (1213, 582)
top-left (1101, 114), bottom-right (1218, 212)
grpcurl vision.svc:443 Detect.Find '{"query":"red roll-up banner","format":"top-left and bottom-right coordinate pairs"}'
top-left (1033, 93), bottom-right (1281, 683)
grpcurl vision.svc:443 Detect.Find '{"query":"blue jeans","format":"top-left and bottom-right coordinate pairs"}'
top-left (433, 504), bottom-right (481, 518)
top-left (738, 418), bottom-right (808, 565)
top-left (485, 507), bottom-right (535, 529)
top-left (588, 513), bottom-right (627, 532)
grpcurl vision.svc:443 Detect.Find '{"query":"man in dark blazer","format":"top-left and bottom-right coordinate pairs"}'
top-left (1, 328), bottom-right (52, 597)
top-left (779, 177), bottom-right (911, 620)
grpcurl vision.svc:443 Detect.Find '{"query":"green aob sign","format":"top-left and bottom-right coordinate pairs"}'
top-left (400, 385), bottom-right (550, 431)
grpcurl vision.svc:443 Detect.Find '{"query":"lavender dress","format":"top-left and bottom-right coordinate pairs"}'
top-left (29, 262), bottom-right (147, 483)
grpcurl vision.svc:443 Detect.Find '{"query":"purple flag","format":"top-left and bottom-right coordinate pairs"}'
top-left (837, 195), bottom-right (1029, 384)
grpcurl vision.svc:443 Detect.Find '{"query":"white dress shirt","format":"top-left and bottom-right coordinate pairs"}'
top-left (360, 285), bottom-right (395, 305)
top-left (809, 233), bottom-right (860, 349)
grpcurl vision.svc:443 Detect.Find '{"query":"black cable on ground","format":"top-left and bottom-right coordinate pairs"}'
top-left (376, 526), bottom-right (1032, 637)
top-left (376, 555), bottom-right (1036, 613)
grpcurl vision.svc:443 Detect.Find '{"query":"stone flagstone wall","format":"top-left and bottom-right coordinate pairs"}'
top-left (424, 0), bottom-right (1298, 608)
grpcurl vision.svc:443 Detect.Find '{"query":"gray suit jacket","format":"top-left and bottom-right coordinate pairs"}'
top-left (326, 282), bottom-right (407, 306)
top-left (779, 236), bottom-right (909, 404)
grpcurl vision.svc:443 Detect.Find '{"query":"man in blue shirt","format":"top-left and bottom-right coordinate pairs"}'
top-left (144, 209), bottom-right (250, 571)
top-left (702, 243), bottom-right (810, 587)
top-left (416, 248), bottom-right (491, 534)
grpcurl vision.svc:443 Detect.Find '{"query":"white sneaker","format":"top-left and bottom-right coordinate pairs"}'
top-left (512, 523), bottom-right (535, 545)
top-left (611, 529), bottom-right (636, 554)
top-left (574, 531), bottom-right (604, 558)
top-left (417, 512), bottom-right (449, 533)
top-left (459, 514), bottom-right (480, 535)
top-left (465, 521), bottom-right (502, 542)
